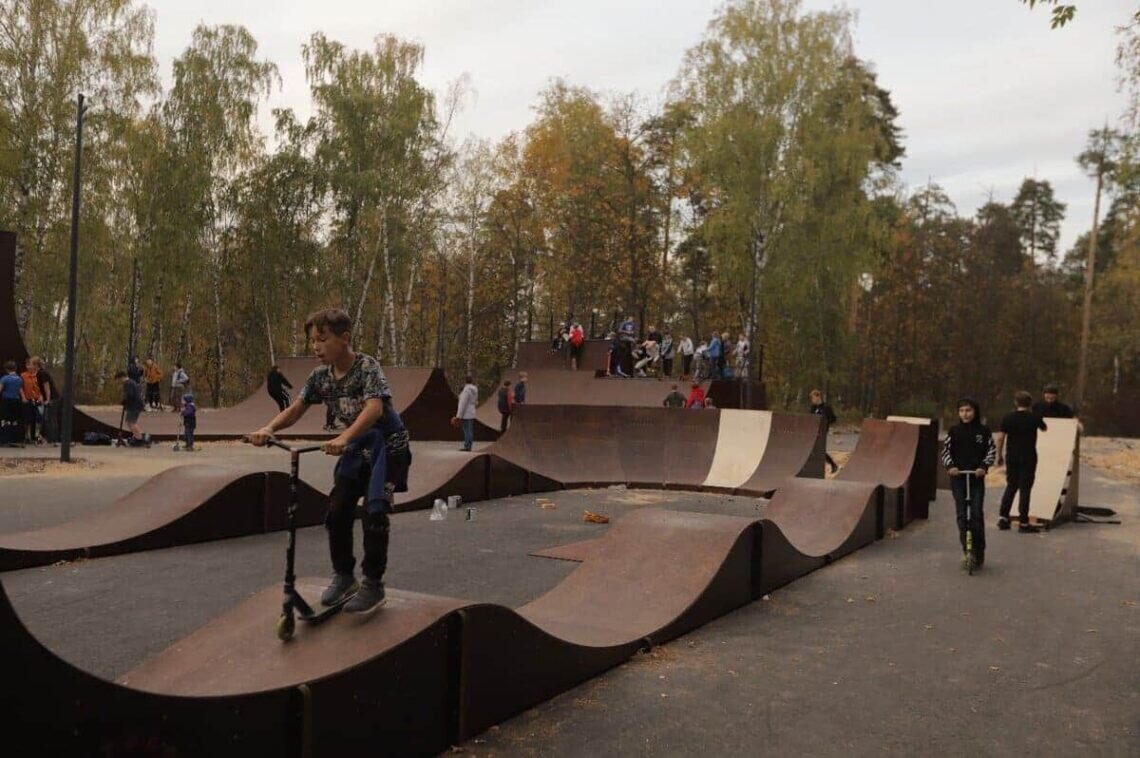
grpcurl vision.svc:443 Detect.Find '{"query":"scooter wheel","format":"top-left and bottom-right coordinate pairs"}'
top-left (277, 614), bottom-right (295, 641)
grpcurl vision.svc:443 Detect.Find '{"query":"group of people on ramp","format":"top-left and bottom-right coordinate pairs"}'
top-left (941, 385), bottom-right (1076, 570)
top-left (600, 317), bottom-right (752, 382)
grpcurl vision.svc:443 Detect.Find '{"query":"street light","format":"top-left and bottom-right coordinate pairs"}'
top-left (60, 93), bottom-right (88, 463)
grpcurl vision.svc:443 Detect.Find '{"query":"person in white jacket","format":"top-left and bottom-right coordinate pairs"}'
top-left (456, 375), bottom-right (479, 451)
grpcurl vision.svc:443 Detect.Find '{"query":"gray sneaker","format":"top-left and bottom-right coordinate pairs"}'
top-left (343, 577), bottom-right (387, 614)
top-left (320, 573), bottom-right (359, 607)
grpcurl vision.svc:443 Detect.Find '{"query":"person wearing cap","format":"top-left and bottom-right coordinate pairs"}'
top-left (1032, 384), bottom-right (1075, 419)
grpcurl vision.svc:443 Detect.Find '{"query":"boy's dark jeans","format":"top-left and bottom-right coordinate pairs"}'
top-left (183, 421), bottom-right (195, 447)
top-left (950, 474), bottom-right (986, 557)
top-left (1000, 458), bottom-right (1037, 525)
top-left (326, 474), bottom-right (390, 580)
top-left (499, 411), bottom-right (510, 433)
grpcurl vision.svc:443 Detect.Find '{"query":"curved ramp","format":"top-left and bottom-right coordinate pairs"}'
top-left (0, 466), bottom-right (327, 572)
top-left (0, 445), bottom-right (920, 754)
top-left (702, 410), bottom-right (772, 491)
top-left (834, 419), bottom-right (923, 531)
top-left (735, 411), bottom-right (826, 495)
top-left (78, 364), bottom-right (494, 442)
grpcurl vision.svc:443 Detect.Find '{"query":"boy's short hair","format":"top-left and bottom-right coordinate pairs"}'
top-left (1043, 384), bottom-right (1059, 394)
top-left (29, 355), bottom-right (43, 368)
top-left (465, 375), bottom-right (474, 384)
top-left (1014, 391), bottom-right (1033, 408)
top-left (303, 308), bottom-right (352, 338)
top-left (810, 389), bottom-right (822, 398)
top-left (3, 360), bottom-right (15, 372)
top-left (502, 379), bottom-right (511, 387)
top-left (113, 370), bottom-right (127, 379)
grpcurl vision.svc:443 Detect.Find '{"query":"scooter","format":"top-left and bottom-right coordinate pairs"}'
top-left (962, 472), bottom-right (977, 575)
top-left (260, 437), bottom-right (351, 641)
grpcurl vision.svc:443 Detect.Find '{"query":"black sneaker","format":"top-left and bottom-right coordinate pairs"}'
top-left (320, 573), bottom-right (359, 606)
top-left (344, 577), bottom-right (386, 614)
top-left (1018, 523), bottom-right (1040, 534)
top-left (997, 517), bottom-right (1011, 531)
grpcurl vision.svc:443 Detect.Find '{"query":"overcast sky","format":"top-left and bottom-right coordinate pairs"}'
top-left (143, 0), bottom-right (1135, 251)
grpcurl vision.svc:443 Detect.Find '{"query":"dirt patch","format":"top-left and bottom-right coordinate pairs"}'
top-left (0, 458), bottom-right (102, 476)
top-left (826, 450), bottom-right (851, 479)
top-left (1081, 437), bottom-right (1140, 488)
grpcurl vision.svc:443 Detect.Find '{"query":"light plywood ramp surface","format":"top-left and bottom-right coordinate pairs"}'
top-left (702, 410), bottom-right (772, 489)
top-left (1028, 417), bottom-right (1080, 524)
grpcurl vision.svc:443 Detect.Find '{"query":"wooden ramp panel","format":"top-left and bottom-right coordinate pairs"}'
top-left (702, 410), bottom-right (772, 490)
top-left (1028, 418), bottom-right (1081, 525)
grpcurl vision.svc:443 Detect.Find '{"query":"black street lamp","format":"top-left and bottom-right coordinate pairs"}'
top-left (60, 93), bottom-right (87, 463)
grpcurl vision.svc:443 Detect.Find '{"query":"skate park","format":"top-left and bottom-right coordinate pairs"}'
top-left (3, 2), bottom-right (1140, 753)
top-left (2, 228), bottom-right (1138, 755)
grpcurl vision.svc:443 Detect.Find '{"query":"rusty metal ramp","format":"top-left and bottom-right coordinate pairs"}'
top-left (0, 466), bottom-right (327, 572)
top-left (0, 508), bottom-right (765, 755)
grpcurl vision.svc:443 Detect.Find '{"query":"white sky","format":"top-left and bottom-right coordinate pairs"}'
top-left (143, 0), bottom-right (1136, 251)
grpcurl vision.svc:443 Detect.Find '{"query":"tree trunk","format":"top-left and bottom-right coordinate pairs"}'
top-left (146, 269), bottom-right (165, 360)
top-left (1075, 168), bottom-right (1104, 409)
top-left (210, 261), bottom-right (225, 407)
top-left (354, 221), bottom-right (383, 341)
top-left (465, 240), bottom-right (476, 377)
top-left (264, 299), bottom-right (276, 366)
top-left (176, 295), bottom-right (193, 364)
top-left (128, 258), bottom-right (141, 361)
top-left (401, 259), bottom-right (417, 366)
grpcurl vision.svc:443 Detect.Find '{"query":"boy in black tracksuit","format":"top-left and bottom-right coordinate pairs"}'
top-left (941, 398), bottom-right (996, 567)
top-left (995, 390), bottom-right (1048, 532)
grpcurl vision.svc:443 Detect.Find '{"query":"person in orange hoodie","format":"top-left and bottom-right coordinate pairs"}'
top-left (20, 358), bottom-right (43, 445)
top-left (686, 382), bottom-right (706, 409)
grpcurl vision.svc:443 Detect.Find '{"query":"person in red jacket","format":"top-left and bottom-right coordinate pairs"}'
top-left (686, 383), bottom-right (706, 409)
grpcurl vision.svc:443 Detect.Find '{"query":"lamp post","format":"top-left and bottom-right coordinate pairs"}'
top-left (60, 94), bottom-right (87, 463)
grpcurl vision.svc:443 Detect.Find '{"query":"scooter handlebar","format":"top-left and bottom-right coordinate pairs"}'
top-left (242, 435), bottom-right (324, 455)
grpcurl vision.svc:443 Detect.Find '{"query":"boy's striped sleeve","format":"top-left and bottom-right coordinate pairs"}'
top-left (940, 433), bottom-right (955, 470)
top-left (983, 433), bottom-right (997, 467)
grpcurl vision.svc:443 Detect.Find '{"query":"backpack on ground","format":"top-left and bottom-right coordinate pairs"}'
top-left (83, 432), bottom-right (112, 445)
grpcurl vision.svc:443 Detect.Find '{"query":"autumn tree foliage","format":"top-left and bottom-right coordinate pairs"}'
top-left (2, 0), bottom-right (1139, 431)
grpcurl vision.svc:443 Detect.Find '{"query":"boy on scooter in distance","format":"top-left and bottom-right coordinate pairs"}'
top-left (940, 398), bottom-right (996, 569)
top-left (247, 308), bottom-right (410, 616)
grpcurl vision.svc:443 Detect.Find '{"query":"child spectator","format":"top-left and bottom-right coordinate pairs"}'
top-left (1, 361), bottom-right (26, 446)
top-left (514, 372), bottom-right (528, 405)
top-left (660, 330), bottom-right (675, 378)
top-left (733, 332), bottom-right (750, 380)
top-left (704, 397), bottom-right (717, 409)
top-left (267, 364), bottom-right (293, 412)
top-left (686, 382), bottom-right (706, 409)
top-left (30, 357), bottom-right (56, 444)
top-left (663, 383), bottom-right (686, 408)
top-left (181, 393), bottom-right (197, 451)
top-left (809, 389), bottom-right (840, 474)
top-left (707, 333), bottom-right (722, 379)
top-left (143, 358), bottom-right (163, 410)
top-left (678, 334), bottom-right (694, 378)
top-left (607, 332), bottom-right (629, 378)
top-left (940, 398), bottom-right (997, 567)
top-left (568, 323), bottom-right (585, 370)
top-left (635, 338), bottom-right (660, 377)
top-left (456, 375), bottom-right (478, 451)
top-left (170, 362), bottom-right (189, 412)
top-left (995, 390), bottom-right (1049, 533)
top-left (692, 340), bottom-right (710, 381)
top-left (20, 359), bottom-right (43, 445)
top-left (113, 369), bottom-right (147, 445)
top-left (127, 356), bottom-right (143, 384)
top-left (497, 379), bottom-right (514, 433)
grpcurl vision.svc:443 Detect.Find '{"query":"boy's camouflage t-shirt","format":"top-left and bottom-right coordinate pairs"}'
top-left (299, 353), bottom-right (391, 427)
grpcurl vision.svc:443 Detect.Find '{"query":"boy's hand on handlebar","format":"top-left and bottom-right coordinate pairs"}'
top-left (948, 467), bottom-right (960, 476)
top-left (247, 427), bottom-right (274, 446)
top-left (323, 435), bottom-right (350, 456)
top-left (975, 468), bottom-right (987, 477)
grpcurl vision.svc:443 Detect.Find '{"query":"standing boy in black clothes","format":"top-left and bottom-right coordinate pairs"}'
top-left (248, 308), bottom-right (408, 615)
top-left (809, 389), bottom-right (839, 474)
top-left (995, 390), bottom-right (1048, 532)
top-left (266, 364), bottom-right (293, 412)
top-left (940, 398), bottom-right (997, 567)
top-left (1032, 384), bottom-right (1075, 419)
top-left (113, 370), bottom-right (148, 445)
